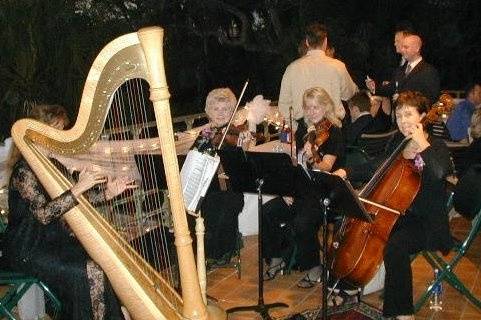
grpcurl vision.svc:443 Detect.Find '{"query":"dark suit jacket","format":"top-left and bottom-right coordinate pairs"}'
top-left (377, 60), bottom-right (440, 104)
top-left (344, 113), bottom-right (393, 145)
top-left (344, 114), bottom-right (374, 145)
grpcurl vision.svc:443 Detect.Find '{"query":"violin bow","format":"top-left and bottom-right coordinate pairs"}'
top-left (218, 79), bottom-right (249, 149)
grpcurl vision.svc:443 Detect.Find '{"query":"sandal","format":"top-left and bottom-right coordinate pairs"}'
top-left (263, 259), bottom-right (286, 281)
top-left (297, 273), bottom-right (321, 288)
top-left (327, 288), bottom-right (360, 307)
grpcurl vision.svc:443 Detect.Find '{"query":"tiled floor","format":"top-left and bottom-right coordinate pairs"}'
top-left (207, 216), bottom-right (481, 319)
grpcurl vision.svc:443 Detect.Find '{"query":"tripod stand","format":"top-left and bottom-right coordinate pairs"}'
top-left (307, 169), bottom-right (372, 320)
top-left (219, 148), bottom-right (296, 319)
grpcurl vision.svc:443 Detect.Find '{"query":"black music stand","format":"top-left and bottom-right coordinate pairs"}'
top-left (305, 169), bottom-right (372, 320)
top-left (218, 147), bottom-right (297, 320)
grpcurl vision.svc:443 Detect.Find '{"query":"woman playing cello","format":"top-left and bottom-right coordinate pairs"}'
top-left (262, 87), bottom-right (344, 288)
top-left (334, 91), bottom-right (453, 319)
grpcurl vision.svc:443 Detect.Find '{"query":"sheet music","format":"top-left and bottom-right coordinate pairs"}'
top-left (180, 150), bottom-right (220, 212)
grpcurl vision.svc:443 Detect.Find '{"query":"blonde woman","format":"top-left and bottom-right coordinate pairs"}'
top-left (262, 87), bottom-right (345, 288)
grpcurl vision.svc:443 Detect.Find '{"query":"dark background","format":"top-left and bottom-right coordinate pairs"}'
top-left (1, 0), bottom-right (480, 140)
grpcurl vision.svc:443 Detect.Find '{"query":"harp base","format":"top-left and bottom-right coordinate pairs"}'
top-left (206, 303), bottom-right (227, 319)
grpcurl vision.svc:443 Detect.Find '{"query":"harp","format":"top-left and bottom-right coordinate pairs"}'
top-left (11, 27), bottom-right (225, 320)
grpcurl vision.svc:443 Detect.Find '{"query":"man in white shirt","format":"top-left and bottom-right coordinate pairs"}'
top-left (278, 23), bottom-right (358, 126)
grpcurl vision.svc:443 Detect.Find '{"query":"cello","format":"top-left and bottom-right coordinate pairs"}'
top-left (329, 93), bottom-right (455, 287)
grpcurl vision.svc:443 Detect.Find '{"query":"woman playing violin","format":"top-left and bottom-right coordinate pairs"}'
top-left (192, 88), bottom-right (267, 153)
top-left (191, 88), bottom-right (269, 266)
top-left (262, 86), bottom-right (344, 288)
top-left (298, 87), bottom-right (344, 171)
top-left (334, 91), bottom-right (453, 319)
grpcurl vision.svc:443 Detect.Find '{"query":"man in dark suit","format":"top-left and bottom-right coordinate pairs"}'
top-left (366, 34), bottom-right (440, 105)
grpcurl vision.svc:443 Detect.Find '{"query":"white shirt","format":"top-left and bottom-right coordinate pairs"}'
top-left (278, 49), bottom-right (358, 121)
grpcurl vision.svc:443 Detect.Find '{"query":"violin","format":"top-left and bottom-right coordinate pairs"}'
top-left (305, 119), bottom-right (332, 164)
top-left (211, 123), bottom-right (249, 149)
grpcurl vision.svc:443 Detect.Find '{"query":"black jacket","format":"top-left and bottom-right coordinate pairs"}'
top-left (376, 60), bottom-right (440, 104)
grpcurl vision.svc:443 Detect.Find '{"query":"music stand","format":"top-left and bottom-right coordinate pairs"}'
top-left (218, 147), bottom-right (297, 319)
top-left (306, 169), bottom-right (372, 320)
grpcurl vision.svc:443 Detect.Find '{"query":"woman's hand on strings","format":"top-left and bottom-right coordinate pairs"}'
top-left (104, 176), bottom-right (137, 200)
top-left (402, 140), bottom-right (419, 159)
top-left (71, 168), bottom-right (107, 198)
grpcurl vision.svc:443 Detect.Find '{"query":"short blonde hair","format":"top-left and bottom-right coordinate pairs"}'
top-left (302, 87), bottom-right (341, 127)
top-left (470, 109), bottom-right (481, 140)
top-left (205, 88), bottom-right (237, 113)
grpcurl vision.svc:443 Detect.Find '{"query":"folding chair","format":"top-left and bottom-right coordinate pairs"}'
top-left (446, 141), bottom-right (471, 177)
top-left (357, 129), bottom-right (398, 159)
top-left (0, 209), bottom-right (61, 319)
top-left (344, 146), bottom-right (371, 188)
top-left (0, 272), bottom-right (61, 320)
top-left (414, 164), bottom-right (481, 312)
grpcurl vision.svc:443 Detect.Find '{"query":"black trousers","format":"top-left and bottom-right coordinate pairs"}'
top-left (262, 196), bottom-right (322, 271)
top-left (383, 216), bottom-right (426, 317)
top-left (201, 191), bottom-right (244, 260)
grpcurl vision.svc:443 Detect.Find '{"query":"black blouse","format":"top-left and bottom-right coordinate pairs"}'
top-left (295, 118), bottom-right (345, 171)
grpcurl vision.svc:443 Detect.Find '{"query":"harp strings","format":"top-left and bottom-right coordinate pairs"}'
top-left (130, 78), bottom-right (177, 283)
top-left (97, 78), bottom-right (180, 307)
top-left (40, 77), bottom-right (184, 311)
top-left (127, 78), bottom-right (177, 283)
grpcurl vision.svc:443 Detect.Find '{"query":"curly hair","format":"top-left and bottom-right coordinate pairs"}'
top-left (395, 91), bottom-right (430, 115)
top-left (30, 104), bottom-right (70, 127)
top-left (204, 88), bottom-right (237, 113)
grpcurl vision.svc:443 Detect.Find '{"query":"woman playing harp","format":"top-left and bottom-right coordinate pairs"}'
top-left (10, 27), bottom-right (226, 320)
top-left (5, 104), bottom-right (134, 320)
